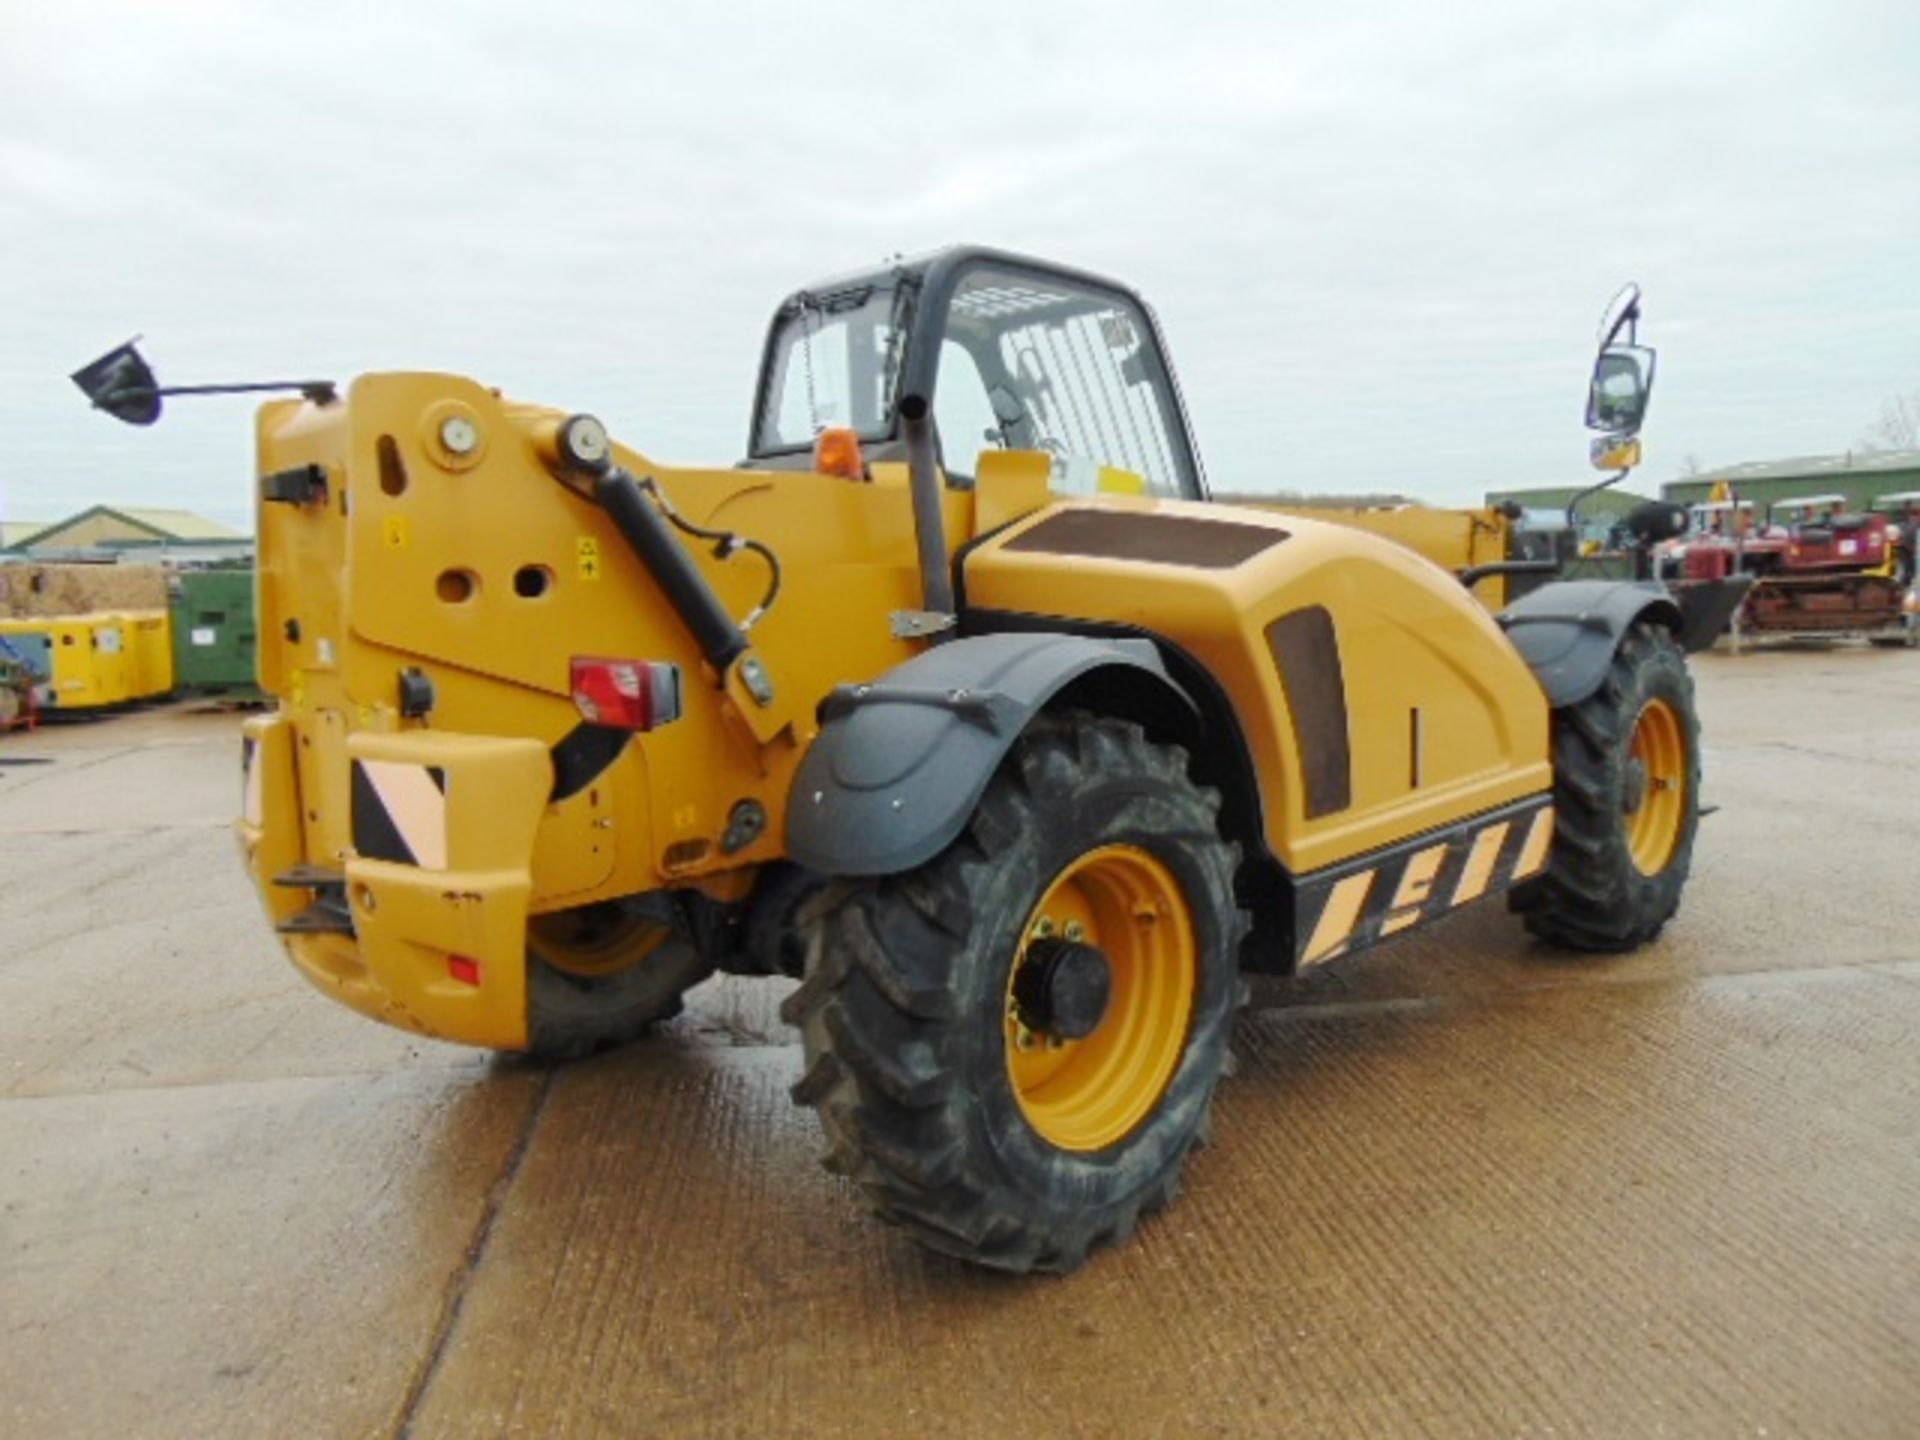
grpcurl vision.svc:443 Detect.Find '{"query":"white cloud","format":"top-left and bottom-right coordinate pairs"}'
top-left (2, 0), bottom-right (1917, 530)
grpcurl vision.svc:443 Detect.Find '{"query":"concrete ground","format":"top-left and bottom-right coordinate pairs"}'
top-left (2, 648), bottom-right (1916, 1439)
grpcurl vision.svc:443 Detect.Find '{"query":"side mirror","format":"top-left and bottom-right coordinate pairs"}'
top-left (1586, 343), bottom-right (1656, 438)
top-left (71, 340), bottom-right (162, 426)
top-left (1589, 434), bottom-right (1643, 471)
top-left (71, 342), bottom-right (336, 425)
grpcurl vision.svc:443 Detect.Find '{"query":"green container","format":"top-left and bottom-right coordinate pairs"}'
top-left (169, 570), bottom-right (259, 693)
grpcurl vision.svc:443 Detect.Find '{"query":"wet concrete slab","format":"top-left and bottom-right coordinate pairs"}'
top-left (0, 798), bottom-right (466, 1100)
top-left (2, 651), bottom-right (1918, 1437)
top-left (0, 1067), bottom-right (544, 1438)
top-left (399, 966), bottom-right (1920, 1440)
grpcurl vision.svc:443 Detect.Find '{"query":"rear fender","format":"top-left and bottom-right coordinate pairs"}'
top-left (1497, 580), bottom-right (1685, 708)
top-left (786, 633), bottom-right (1194, 877)
top-left (1672, 575), bottom-right (1754, 652)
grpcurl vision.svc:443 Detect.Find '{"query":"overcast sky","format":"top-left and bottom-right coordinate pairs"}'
top-left (3, 0), bottom-right (1917, 530)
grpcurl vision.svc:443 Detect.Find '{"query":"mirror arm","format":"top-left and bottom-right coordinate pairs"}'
top-left (1565, 468), bottom-right (1628, 532)
top-left (1597, 287), bottom-right (1643, 350)
top-left (92, 379), bottom-right (338, 410)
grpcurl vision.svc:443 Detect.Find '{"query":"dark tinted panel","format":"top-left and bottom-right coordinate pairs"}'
top-left (1266, 605), bottom-right (1351, 818)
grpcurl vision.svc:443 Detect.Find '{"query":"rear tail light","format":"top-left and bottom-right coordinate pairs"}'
top-left (569, 657), bottom-right (683, 731)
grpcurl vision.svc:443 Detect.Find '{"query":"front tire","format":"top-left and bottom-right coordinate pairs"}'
top-left (1513, 622), bottom-right (1701, 951)
top-left (783, 715), bottom-right (1246, 1273)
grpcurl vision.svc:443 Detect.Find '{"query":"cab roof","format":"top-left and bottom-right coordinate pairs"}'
top-left (777, 245), bottom-right (1148, 315)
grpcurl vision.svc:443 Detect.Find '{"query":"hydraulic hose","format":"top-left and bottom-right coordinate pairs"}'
top-left (593, 467), bottom-right (749, 673)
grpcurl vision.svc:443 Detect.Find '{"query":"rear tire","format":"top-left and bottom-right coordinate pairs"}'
top-left (522, 897), bottom-right (713, 1059)
top-left (783, 714), bottom-right (1247, 1273)
top-left (1513, 622), bottom-right (1700, 951)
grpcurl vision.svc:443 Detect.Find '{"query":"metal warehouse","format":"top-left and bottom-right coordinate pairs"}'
top-left (1661, 450), bottom-right (1920, 512)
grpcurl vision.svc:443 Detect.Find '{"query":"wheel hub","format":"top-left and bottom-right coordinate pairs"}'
top-left (1012, 937), bottom-right (1112, 1040)
top-left (1625, 697), bottom-right (1688, 876)
top-left (1622, 756), bottom-right (1648, 815)
top-left (1005, 844), bottom-right (1198, 1152)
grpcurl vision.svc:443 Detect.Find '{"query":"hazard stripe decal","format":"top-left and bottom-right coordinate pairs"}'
top-left (1513, 805), bottom-right (1554, 879)
top-left (350, 759), bottom-right (448, 868)
top-left (1294, 793), bottom-right (1553, 970)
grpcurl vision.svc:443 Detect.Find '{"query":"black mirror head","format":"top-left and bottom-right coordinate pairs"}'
top-left (1586, 343), bottom-right (1656, 435)
top-left (1627, 500), bottom-right (1688, 545)
top-left (71, 341), bottom-right (161, 426)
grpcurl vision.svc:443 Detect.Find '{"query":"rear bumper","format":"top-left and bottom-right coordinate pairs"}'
top-left (237, 714), bottom-right (550, 1050)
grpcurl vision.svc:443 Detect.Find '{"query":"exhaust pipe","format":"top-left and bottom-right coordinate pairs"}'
top-left (898, 393), bottom-right (956, 619)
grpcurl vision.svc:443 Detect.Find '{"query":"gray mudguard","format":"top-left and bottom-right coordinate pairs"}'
top-left (1497, 580), bottom-right (1684, 708)
top-left (786, 632), bottom-right (1193, 877)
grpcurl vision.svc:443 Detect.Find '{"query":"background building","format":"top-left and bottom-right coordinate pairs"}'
top-left (1660, 451), bottom-right (1920, 512)
top-left (1485, 485), bottom-right (1654, 521)
top-left (1, 505), bottom-right (251, 563)
top-left (1484, 484), bottom-right (1654, 547)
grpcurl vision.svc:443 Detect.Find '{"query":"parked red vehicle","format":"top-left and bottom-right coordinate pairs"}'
top-left (1740, 496), bottom-right (1911, 642)
top-left (1657, 500), bottom-right (1784, 583)
top-left (1868, 490), bottom-right (1919, 590)
top-left (1661, 492), bottom-right (1915, 646)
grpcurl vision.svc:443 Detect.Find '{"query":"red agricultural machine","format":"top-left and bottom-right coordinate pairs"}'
top-left (1661, 490), bottom-right (1916, 647)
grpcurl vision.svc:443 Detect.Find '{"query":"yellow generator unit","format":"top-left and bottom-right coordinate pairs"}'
top-left (0, 613), bottom-right (136, 711)
top-left (116, 608), bottom-right (176, 699)
top-left (76, 250), bottom-right (1746, 1274)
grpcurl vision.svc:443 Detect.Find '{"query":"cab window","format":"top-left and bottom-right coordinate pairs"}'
top-left (758, 287), bottom-right (905, 452)
top-left (934, 267), bottom-right (1197, 498)
top-left (932, 340), bottom-right (1003, 481)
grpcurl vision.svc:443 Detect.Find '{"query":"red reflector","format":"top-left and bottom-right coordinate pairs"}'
top-left (447, 955), bottom-right (481, 986)
top-left (569, 657), bottom-right (684, 731)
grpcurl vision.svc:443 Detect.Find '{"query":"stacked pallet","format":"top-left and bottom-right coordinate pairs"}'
top-left (0, 562), bottom-right (169, 619)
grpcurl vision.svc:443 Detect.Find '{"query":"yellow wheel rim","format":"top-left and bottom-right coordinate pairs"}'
top-left (1626, 697), bottom-right (1687, 876)
top-left (1006, 844), bottom-right (1196, 1152)
top-left (528, 904), bottom-right (671, 980)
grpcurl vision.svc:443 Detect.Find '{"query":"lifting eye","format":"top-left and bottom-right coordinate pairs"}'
top-left (436, 569), bottom-right (477, 603)
top-left (377, 435), bottom-right (408, 496)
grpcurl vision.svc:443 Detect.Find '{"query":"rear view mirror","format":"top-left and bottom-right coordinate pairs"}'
top-left (1590, 433), bottom-right (1643, 471)
top-left (71, 340), bottom-right (162, 426)
top-left (72, 342), bottom-right (336, 425)
top-left (1586, 343), bottom-right (1656, 439)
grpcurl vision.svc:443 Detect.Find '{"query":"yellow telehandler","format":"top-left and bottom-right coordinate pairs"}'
top-left (76, 250), bottom-right (1743, 1271)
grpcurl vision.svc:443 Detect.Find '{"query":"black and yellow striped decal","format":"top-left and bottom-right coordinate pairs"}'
top-left (350, 759), bottom-right (449, 868)
top-left (1293, 794), bottom-right (1554, 969)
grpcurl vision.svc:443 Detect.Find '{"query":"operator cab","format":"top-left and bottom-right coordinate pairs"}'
top-left (748, 246), bottom-right (1207, 501)
top-left (1769, 493), bottom-right (1854, 544)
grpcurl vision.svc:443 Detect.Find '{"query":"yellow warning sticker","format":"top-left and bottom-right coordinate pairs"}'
top-left (577, 536), bottom-right (602, 580)
top-left (383, 515), bottom-right (409, 549)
